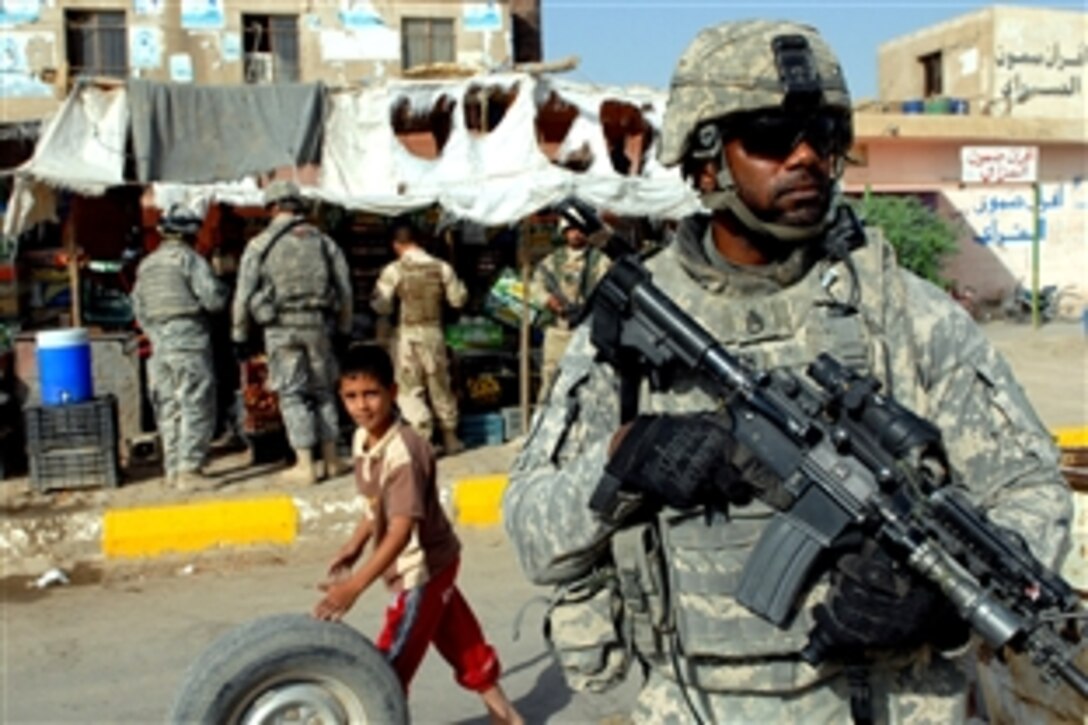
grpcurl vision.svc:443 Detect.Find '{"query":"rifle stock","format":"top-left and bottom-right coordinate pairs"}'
top-left (589, 255), bottom-right (1087, 699)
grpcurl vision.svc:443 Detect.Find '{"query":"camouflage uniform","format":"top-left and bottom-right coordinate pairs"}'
top-left (529, 244), bottom-right (610, 401)
top-left (504, 20), bottom-right (1073, 724)
top-left (505, 215), bottom-right (1072, 723)
top-left (371, 246), bottom-right (467, 441)
top-left (232, 213), bottom-right (353, 451)
top-left (131, 236), bottom-right (227, 479)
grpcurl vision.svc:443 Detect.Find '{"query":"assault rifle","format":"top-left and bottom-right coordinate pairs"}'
top-left (588, 254), bottom-right (1088, 699)
top-left (538, 266), bottom-right (584, 324)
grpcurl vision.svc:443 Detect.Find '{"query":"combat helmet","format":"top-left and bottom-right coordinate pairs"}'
top-left (263, 179), bottom-right (303, 207)
top-left (157, 204), bottom-right (203, 238)
top-left (659, 20), bottom-right (852, 241)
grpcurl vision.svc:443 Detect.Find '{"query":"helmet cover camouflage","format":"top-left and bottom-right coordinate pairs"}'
top-left (157, 204), bottom-right (203, 237)
top-left (659, 20), bottom-right (851, 166)
top-left (263, 179), bottom-right (303, 206)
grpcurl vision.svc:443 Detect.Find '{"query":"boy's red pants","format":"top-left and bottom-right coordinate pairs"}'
top-left (375, 558), bottom-right (500, 693)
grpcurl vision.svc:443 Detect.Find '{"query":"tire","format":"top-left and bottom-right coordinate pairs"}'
top-left (168, 614), bottom-right (408, 725)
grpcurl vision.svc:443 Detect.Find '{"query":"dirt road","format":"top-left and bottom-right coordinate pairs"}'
top-left (984, 319), bottom-right (1086, 430)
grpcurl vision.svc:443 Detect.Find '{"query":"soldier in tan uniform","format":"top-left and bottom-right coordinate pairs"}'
top-left (371, 222), bottom-right (468, 455)
top-left (529, 204), bottom-right (611, 401)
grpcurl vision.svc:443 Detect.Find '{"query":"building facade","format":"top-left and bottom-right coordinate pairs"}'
top-left (877, 5), bottom-right (1086, 120)
top-left (853, 5), bottom-right (1087, 307)
top-left (0, 0), bottom-right (524, 124)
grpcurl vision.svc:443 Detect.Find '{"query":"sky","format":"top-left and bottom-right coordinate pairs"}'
top-left (540, 1), bottom-right (1083, 100)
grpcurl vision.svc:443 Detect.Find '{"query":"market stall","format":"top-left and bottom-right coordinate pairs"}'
top-left (1, 71), bottom-right (697, 479)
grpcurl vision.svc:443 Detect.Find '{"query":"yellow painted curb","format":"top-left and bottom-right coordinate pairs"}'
top-left (453, 474), bottom-right (508, 527)
top-left (1055, 426), bottom-right (1088, 449)
top-left (102, 496), bottom-right (297, 558)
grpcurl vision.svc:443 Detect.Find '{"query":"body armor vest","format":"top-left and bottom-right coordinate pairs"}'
top-left (262, 225), bottom-right (332, 313)
top-left (608, 231), bottom-right (923, 692)
top-left (397, 258), bottom-right (445, 326)
top-left (137, 242), bottom-right (202, 323)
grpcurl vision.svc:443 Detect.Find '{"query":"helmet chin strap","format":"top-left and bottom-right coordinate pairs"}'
top-left (700, 158), bottom-right (843, 244)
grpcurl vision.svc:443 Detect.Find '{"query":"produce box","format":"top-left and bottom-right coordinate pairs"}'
top-left (484, 268), bottom-right (540, 329)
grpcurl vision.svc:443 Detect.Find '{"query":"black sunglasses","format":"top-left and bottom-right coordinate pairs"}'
top-left (723, 109), bottom-right (851, 160)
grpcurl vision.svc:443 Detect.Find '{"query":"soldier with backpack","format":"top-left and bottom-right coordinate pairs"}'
top-left (232, 180), bottom-right (354, 486)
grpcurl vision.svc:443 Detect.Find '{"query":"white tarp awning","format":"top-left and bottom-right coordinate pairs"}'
top-left (5, 73), bottom-right (700, 236)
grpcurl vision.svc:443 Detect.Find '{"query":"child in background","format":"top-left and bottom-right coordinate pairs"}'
top-left (313, 344), bottom-right (522, 725)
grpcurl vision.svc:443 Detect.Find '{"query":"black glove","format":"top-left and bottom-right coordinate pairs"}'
top-left (232, 340), bottom-right (253, 364)
top-left (808, 538), bottom-right (968, 659)
top-left (602, 412), bottom-right (756, 510)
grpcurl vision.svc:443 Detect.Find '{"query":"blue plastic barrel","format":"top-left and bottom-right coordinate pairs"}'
top-left (901, 99), bottom-right (925, 114)
top-left (37, 328), bottom-right (93, 405)
top-left (949, 98), bottom-right (970, 115)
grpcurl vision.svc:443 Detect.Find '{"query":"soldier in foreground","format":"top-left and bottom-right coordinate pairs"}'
top-left (232, 180), bottom-right (354, 485)
top-left (371, 221), bottom-right (468, 455)
top-left (503, 20), bottom-right (1073, 723)
top-left (529, 201), bottom-right (611, 401)
top-left (131, 205), bottom-right (227, 490)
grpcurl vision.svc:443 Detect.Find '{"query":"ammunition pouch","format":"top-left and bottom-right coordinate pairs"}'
top-left (544, 567), bottom-right (630, 693)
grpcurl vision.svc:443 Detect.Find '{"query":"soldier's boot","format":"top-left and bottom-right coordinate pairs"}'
top-left (281, 448), bottom-right (317, 486)
top-left (175, 469), bottom-right (214, 492)
top-left (321, 441), bottom-right (351, 480)
top-left (441, 427), bottom-right (465, 456)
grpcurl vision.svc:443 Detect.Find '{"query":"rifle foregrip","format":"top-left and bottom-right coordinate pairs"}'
top-left (736, 513), bottom-right (826, 626)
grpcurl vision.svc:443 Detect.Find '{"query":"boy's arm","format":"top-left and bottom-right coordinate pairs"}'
top-left (328, 516), bottom-right (374, 577)
top-left (313, 515), bottom-right (414, 622)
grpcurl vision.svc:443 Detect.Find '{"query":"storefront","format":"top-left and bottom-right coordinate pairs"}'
top-left (0, 72), bottom-right (697, 481)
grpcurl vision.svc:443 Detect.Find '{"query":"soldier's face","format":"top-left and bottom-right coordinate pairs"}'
top-left (564, 228), bottom-right (588, 249)
top-left (722, 109), bottom-right (846, 226)
top-left (339, 373), bottom-right (397, 436)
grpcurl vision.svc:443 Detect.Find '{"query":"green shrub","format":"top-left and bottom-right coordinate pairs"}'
top-left (850, 194), bottom-right (958, 286)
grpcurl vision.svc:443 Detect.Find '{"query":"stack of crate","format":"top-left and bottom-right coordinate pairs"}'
top-left (24, 395), bottom-right (120, 492)
top-left (458, 412), bottom-right (506, 449)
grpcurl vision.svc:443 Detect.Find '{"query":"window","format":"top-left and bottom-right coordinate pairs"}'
top-left (920, 51), bottom-right (943, 97)
top-left (65, 10), bottom-right (127, 83)
top-left (242, 14), bottom-right (300, 83)
top-left (402, 18), bottom-right (454, 70)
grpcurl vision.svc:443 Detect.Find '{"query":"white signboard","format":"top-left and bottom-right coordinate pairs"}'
top-left (463, 2), bottom-right (502, 32)
top-left (961, 145), bottom-right (1039, 184)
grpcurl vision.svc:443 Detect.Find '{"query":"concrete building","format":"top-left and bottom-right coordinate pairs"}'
top-left (877, 5), bottom-right (1086, 120)
top-left (0, 0), bottom-right (524, 126)
top-left (846, 5), bottom-right (1087, 309)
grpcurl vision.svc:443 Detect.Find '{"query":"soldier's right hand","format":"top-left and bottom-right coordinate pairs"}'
top-left (603, 412), bottom-right (753, 510)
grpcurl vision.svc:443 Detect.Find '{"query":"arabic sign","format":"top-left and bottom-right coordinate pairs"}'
top-left (961, 146), bottom-right (1038, 184)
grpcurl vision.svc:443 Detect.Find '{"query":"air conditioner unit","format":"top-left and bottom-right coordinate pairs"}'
top-left (245, 52), bottom-right (275, 84)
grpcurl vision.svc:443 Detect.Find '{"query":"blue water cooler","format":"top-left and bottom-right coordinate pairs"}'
top-left (36, 328), bottom-right (94, 405)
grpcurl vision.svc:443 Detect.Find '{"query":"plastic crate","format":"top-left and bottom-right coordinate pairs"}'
top-left (24, 395), bottom-right (118, 456)
top-left (500, 406), bottom-right (533, 441)
top-left (458, 413), bottom-right (505, 448)
top-left (29, 446), bottom-right (120, 492)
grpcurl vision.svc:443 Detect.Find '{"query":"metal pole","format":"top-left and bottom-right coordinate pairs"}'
top-left (518, 223), bottom-right (531, 433)
top-left (1031, 181), bottom-right (1041, 329)
top-left (64, 217), bottom-right (82, 327)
